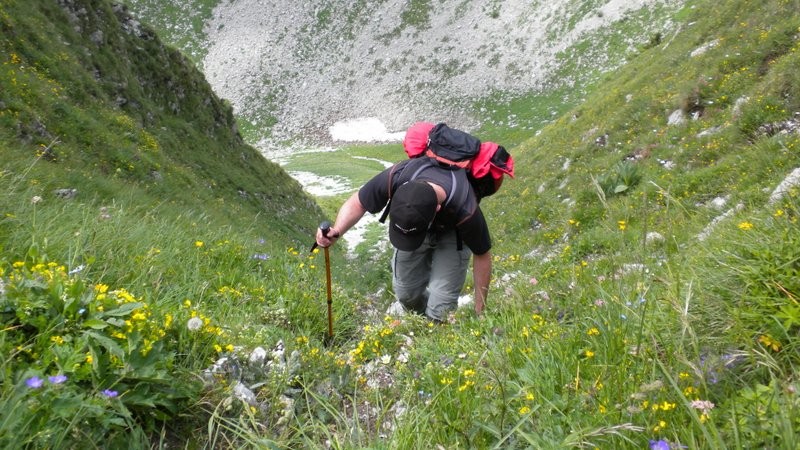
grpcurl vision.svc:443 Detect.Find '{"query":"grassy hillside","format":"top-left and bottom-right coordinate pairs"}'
top-left (0, 0), bottom-right (322, 249)
top-left (0, 1), bottom-right (326, 447)
top-left (2, 0), bottom-right (799, 449)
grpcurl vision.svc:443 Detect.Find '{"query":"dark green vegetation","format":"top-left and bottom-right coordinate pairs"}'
top-left (0, 0), bottom-right (319, 244)
top-left (2, 0), bottom-right (799, 448)
top-left (1, 1), bottom-right (323, 446)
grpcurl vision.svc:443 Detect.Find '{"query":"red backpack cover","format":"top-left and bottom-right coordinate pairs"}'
top-left (402, 122), bottom-right (514, 179)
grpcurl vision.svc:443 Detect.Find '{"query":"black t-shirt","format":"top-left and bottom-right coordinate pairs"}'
top-left (359, 158), bottom-right (492, 255)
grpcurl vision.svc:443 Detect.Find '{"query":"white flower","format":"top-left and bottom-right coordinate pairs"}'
top-left (187, 317), bottom-right (203, 331)
top-left (690, 399), bottom-right (715, 415)
top-left (31, 196), bottom-right (42, 204)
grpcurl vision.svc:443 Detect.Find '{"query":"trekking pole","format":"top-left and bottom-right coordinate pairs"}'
top-left (311, 221), bottom-right (334, 342)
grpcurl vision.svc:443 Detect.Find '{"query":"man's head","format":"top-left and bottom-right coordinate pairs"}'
top-left (389, 181), bottom-right (438, 251)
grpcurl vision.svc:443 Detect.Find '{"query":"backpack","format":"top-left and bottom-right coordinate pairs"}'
top-left (402, 121), bottom-right (515, 198)
top-left (426, 122), bottom-right (481, 169)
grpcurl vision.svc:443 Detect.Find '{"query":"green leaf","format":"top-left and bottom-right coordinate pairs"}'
top-left (85, 330), bottom-right (125, 359)
top-left (82, 318), bottom-right (109, 330)
top-left (106, 318), bottom-right (126, 327)
top-left (52, 395), bottom-right (84, 418)
top-left (614, 184), bottom-right (629, 193)
top-left (101, 302), bottom-right (144, 317)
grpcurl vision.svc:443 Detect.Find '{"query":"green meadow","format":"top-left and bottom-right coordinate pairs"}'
top-left (2, 0), bottom-right (799, 448)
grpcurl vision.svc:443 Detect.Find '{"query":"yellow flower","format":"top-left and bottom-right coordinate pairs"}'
top-left (758, 335), bottom-right (781, 352)
top-left (458, 380), bottom-right (474, 391)
top-left (525, 392), bottom-right (535, 401)
top-left (194, 241), bottom-right (204, 248)
top-left (50, 336), bottom-right (65, 345)
top-left (214, 344), bottom-right (223, 353)
top-left (85, 353), bottom-right (93, 364)
top-left (519, 406), bottom-right (531, 414)
top-left (584, 350), bottom-right (595, 358)
top-left (587, 327), bottom-right (600, 336)
top-left (737, 221), bottom-right (753, 230)
top-left (183, 299), bottom-right (192, 308)
top-left (653, 420), bottom-right (667, 432)
top-left (617, 220), bottom-right (627, 231)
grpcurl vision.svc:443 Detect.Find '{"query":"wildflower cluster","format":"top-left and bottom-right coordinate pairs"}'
top-left (516, 313), bottom-right (561, 347)
top-left (0, 257), bottom-right (195, 446)
top-left (180, 299), bottom-right (232, 355)
top-left (348, 319), bottom-right (401, 365)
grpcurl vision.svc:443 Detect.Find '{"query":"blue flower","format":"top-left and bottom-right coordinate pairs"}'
top-left (101, 389), bottom-right (118, 398)
top-left (25, 376), bottom-right (44, 388)
top-left (649, 440), bottom-right (670, 450)
top-left (48, 375), bottom-right (68, 384)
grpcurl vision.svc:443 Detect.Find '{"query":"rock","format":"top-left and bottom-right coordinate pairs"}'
top-left (667, 109), bottom-right (686, 126)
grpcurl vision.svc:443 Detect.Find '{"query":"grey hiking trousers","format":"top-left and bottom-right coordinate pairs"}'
top-left (392, 229), bottom-right (471, 321)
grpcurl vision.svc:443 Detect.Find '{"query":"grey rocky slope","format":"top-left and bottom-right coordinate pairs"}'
top-left (127, 0), bottom-right (684, 144)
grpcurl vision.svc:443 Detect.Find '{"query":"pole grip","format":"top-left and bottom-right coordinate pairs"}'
top-left (320, 220), bottom-right (331, 237)
top-left (310, 220), bottom-right (332, 253)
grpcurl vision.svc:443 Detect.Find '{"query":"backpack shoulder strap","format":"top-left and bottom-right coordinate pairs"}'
top-left (378, 160), bottom-right (432, 223)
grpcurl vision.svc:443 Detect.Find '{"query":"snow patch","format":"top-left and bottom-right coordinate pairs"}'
top-left (289, 171), bottom-right (351, 197)
top-left (330, 118), bottom-right (406, 143)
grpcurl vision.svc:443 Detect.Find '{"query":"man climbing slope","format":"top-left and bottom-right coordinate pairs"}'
top-left (315, 123), bottom-right (512, 322)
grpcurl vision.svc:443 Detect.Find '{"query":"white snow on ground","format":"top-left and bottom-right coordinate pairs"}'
top-left (330, 118), bottom-right (406, 143)
top-left (353, 156), bottom-right (394, 169)
top-left (288, 171), bottom-right (352, 197)
top-left (282, 118), bottom-right (397, 255)
top-left (341, 214), bottom-right (384, 256)
top-left (258, 142), bottom-right (340, 165)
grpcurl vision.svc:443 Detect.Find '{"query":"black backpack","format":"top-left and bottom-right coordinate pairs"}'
top-left (425, 123), bottom-right (481, 169)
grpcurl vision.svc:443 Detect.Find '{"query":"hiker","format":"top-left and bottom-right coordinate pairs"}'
top-left (314, 150), bottom-right (496, 322)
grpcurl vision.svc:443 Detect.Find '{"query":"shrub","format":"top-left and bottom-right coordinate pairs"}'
top-left (0, 256), bottom-right (200, 447)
